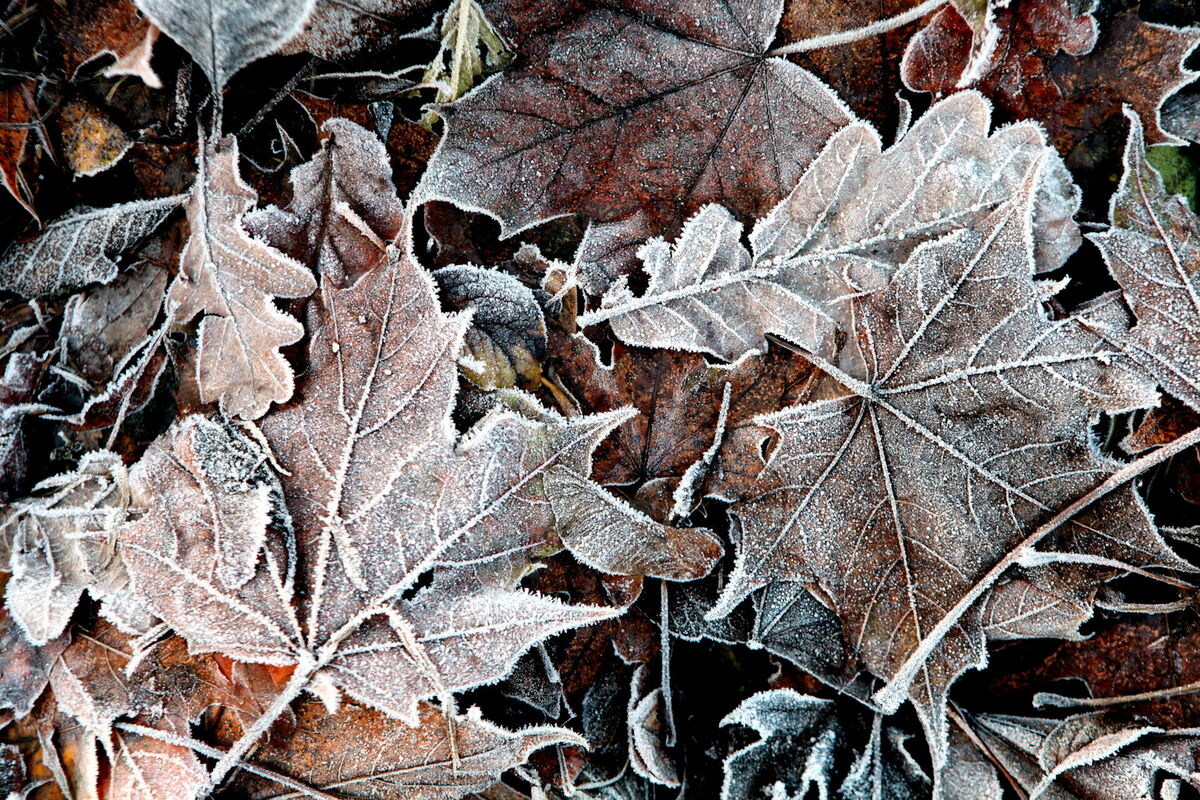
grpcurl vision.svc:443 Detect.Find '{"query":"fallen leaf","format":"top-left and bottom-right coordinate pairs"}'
top-left (57, 100), bottom-right (132, 179)
top-left (580, 92), bottom-right (1080, 362)
top-left (46, 0), bottom-right (161, 88)
top-left (0, 81), bottom-right (38, 221)
top-left (708, 172), bottom-right (1176, 769)
top-left (416, 0), bottom-right (854, 236)
top-left (282, 0), bottom-right (437, 61)
top-left (1090, 109), bottom-right (1200, 412)
top-left (168, 137), bottom-right (316, 419)
top-left (134, 0), bottom-right (316, 92)
top-left (0, 198), bottom-right (180, 298)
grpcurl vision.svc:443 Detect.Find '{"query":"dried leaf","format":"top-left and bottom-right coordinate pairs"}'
top-left (421, 0), bottom-right (511, 125)
top-left (0, 609), bottom-right (68, 718)
top-left (237, 700), bottom-right (580, 799)
top-left (2, 452), bottom-right (139, 645)
top-left (0, 198), bottom-right (179, 299)
top-left (282, 0), bottom-right (437, 61)
top-left (1089, 109), bottom-right (1200, 412)
top-left (245, 118), bottom-right (403, 289)
top-left (904, 4), bottom-right (1200, 152)
top-left (708, 173), bottom-right (1175, 768)
top-left (416, 0), bottom-right (854, 236)
top-left (0, 81), bottom-right (37, 222)
top-left (61, 263), bottom-right (167, 386)
top-left (133, 0), bottom-right (315, 91)
top-left (168, 138), bottom-right (316, 419)
top-left (57, 100), bottom-right (132, 179)
top-left (47, 0), bottom-right (162, 88)
top-left (580, 92), bottom-right (1080, 362)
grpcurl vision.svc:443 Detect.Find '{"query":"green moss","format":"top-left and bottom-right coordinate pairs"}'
top-left (1147, 145), bottom-right (1200, 211)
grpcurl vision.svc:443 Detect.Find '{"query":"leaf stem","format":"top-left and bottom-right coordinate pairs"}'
top-left (768, 0), bottom-right (946, 57)
top-left (874, 424), bottom-right (1200, 712)
top-left (1035, 678), bottom-right (1200, 710)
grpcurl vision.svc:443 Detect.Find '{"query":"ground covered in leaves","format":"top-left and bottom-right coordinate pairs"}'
top-left (3, 0), bottom-right (1200, 798)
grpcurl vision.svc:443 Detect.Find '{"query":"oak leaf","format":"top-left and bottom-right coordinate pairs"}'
top-left (168, 138), bottom-right (317, 420)
top-left (580, 92), bottom-right (1080, 362)
top-left (416, 0), bottom-right (854, 236)
top-left (707, 173), bottom-right (1179, 769)
top-left (1090, 109), bottom-right (1200, 412)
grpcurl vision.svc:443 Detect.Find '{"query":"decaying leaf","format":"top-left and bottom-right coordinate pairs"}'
top-left (168, 138), bottom-right (316, 419)
top-left (133, 0), bottom-right (316, 92)
top-left (0, 81), bottom-right (38, 222)
top-left (57, 100), bottom-right (132, 179)
top-left (282, 0), bottom-right (437, 61)
top-left (46, 0), bottom-right (162, 88)
top-left (0, 197), bottom-right (179, 298)
top-left (246, 118), bottom-right (403, 289)
top-left (118, 242), bottom-right (719, 785)
top-left (580, 92), bottom-right (1080, 362)
top-left (708, 170), bottom-right (1178, 768)
top-left (239, 700), bottom-right (580, 799)
top-left (1090, 109), bottom-right (1200, 412)
top-left (416, 0), bottom-right (854, 236)
top-left (61, 263), bottom-right (168, 387)
top-left (0, 608), bottom-right (68, 718)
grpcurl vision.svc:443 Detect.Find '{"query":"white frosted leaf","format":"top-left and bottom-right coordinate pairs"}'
top-left (0, 197), bottom-right (179, 298)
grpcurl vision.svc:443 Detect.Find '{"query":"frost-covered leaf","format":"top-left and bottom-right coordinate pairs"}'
top-left (707, 173), bottom-right (1179, 769)
top-left (0, 197), bottom-right (179, 298)
top-left (581, 92), bottom-right (1081, 362)
top-left (971, 711), bottom-right (1200, 799)
top-left (434, 264), bottom-right (546, 390)
top-left (168, 138), bottom-right (317, 420)
top-left (118, 244), bottom-right (716, 782)
top-left (282, 0), bottom-right (437, 61)
top-left (904, 3), bottom-right (1200, 152)
top-left (245, 118), bottom-right (403, 289)
top-left (0, 608), bottom-right (67, 718)
top-left (2, 452), bottom-right (140, 645)
top-left (721, 690), bottom-right (931, 800)
top-left (626, 664), bottom-right (677, 787)
top-left (61, 263), bottom-right (167, 386)
top-left (133, 0), bottom-right (316, 91)
top-left (415, 0), bottom-right (854, 236)
top-left (421, 0), bottom-right (510, 125)
top-left (237, 700), bottom-right (581, 799)
top-left (1090, 109), bottom-right (1200, 412)
top-left (58, 99), bottom-right (133, 179)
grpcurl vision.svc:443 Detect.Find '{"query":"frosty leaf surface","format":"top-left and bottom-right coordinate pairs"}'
top-left (1090, 109), bottom-right (1200, 412)
top-left (133, 0), bottom-right (315, 91)
top-left (415, 0), bottom-right (854, 236)
top-left (708, 173), bottom-right (1176, 768)
top-left (581, 92), bottom-right (1081, 362)
top-left (0, 197), bottom-right (179, 298)
top-left (168, 138), bottom-right (317, 420)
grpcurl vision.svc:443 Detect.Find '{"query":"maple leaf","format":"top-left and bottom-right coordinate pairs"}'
top-left (2, 452), bottom-right (143, 646)
top-left (1089, 109), bottom-right (1200, 413)
top-left (579, 92), bottom-right (1081, 362)
top-left (0, 197), bottom-right (180, 298)
top-left (168, 138), bottom-right (317, 420)
top-left (133, 0), bottom-right (315, 93)
top-left (705, 172), bottom-right (1182, 770)
top-left (415, 0), bottom-right (854, 237)
top-left (245, 118), bottom-right (404, 289)
top-left (903, 3), bottom-right (1200, 153)
top-left (118, 245), bottom-right (719, 786)
top-left (235, 700), bottom-right (581, 799)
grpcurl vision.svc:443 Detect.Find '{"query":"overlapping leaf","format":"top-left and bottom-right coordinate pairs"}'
top-left (1090, 109), bottom-right (1200, 412)
top-left (707, 171), bottom-right (1180, 769)
top-left (580, 92), bottom-right (1080, 362)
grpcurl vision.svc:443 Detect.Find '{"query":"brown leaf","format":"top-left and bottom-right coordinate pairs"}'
top-left (708, 173), bottom-right (1176, 768)
top-left (168, 137), bottom-right (317, 419)
top-left (0, 81), bottom-right (39, 222)
top-left (1090, 110), bottom-right (1200, 413)
top-left (0, 604), bottom-right (68, 719)
top-left (46, 0), bottom-right (161, 88)
top-left (903, 3), bottom-right (1200, 153)
top-left (281, 0), bottom-right (437, 61)
top-left (417, 0), bottom-right (853, 237)
top-left (245, 118), bottom-right (403, 288)
top-left (57, 100), bottom-right (132, 179)
top-left (235, 700), bottom-right (581, 799)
